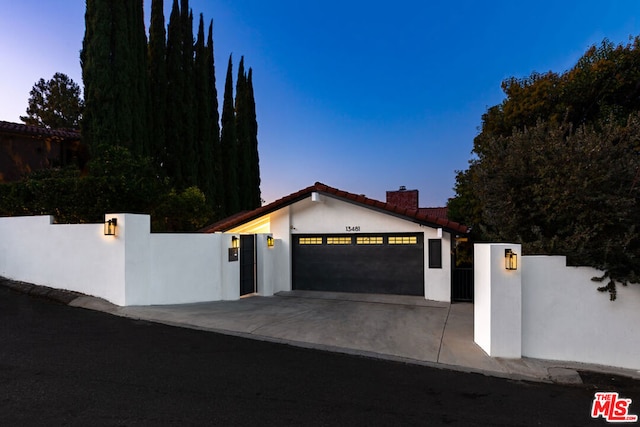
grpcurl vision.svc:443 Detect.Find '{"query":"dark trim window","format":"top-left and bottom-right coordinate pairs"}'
top-left (428, 239), bottom-right (442, 269)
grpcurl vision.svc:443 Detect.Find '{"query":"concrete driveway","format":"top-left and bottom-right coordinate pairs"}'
top-left (73, 290), bottom-right (555, 380)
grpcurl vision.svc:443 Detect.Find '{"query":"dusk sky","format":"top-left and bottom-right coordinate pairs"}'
top-left (1, 1), bottom-right (640, 206)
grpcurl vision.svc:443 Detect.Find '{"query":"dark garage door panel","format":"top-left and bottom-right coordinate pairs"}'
top-left (292, 234), bottom-right (424, 296)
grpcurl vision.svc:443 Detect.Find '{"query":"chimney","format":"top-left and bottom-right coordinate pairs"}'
top-left (386, 186), bottom-right (419, 210)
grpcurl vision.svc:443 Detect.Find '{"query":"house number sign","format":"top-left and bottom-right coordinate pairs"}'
top-left (345, 226), bottom-right (360, 232)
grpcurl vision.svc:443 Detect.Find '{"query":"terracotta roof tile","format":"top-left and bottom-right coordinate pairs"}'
top-left (0, 121), bottom-right (80, 140)
top-left (201, 182), bottom-right (469, 234)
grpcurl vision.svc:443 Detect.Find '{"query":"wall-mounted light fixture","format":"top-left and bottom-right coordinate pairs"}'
top-left (229, 236), bottom-right (239, 262)
top-left (104, 218), bottom-right (118, 236)
top-left (267, 236), bottom-right (275, 248)
top-left (505, 248), bottom-right (518, 270)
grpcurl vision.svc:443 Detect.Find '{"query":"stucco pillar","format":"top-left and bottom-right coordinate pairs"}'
top-left (473, 243), bottom-right (522, 358)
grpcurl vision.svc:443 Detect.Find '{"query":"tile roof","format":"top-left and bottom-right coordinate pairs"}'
top-left (0, 121), bottom-right (81, 140)
top-left (201, 182), bottom-right (469, 234)
top-left (419, 207), bottom-right (449, 219)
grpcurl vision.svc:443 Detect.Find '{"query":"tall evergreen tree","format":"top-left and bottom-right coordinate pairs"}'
top-left (165, 0), bottom-right (184, 186)
top-left (20, 73), bottom-right (84, 130)
top-left (148, 0), bottom-right (167, 167)
top-left (207, 21), bottom-right (223, 215)
top-left (194, 15), bottom-right (213, 207)
top-left (246, 67), bottom-right (261, 208)
top-left (235, 56), bottom-right (251, 210)
top-left (128, 0), bottom-right (150, 156)
top-left (220, 55), bottom-right (239, 215)
top-left (81, 0), bottom-right (117, 157)
top-left (81, 0), bottom-right (148, 158)
top-left (180, 0), bottom-right (197, 187)
top-left (235, 58), bottom-right (261, 210)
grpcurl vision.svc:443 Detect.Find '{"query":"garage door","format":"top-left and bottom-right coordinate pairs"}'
top-left (292, 233), bottom-right (424, 296)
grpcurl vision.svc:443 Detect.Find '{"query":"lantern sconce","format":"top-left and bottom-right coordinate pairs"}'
top-left (228, 236), bottom-right (239, 262)
top-left (505, 248), bottom-right (518, 270)
top-left (104, 218), bottom-right (118, 236)
top-left (267, 235), bottom-right (275, 248)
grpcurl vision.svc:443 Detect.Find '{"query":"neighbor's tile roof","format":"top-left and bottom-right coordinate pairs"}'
top-left (0, 121), bottom-right (81, 140)
top-left (201, 182), bottom-right (469, 234)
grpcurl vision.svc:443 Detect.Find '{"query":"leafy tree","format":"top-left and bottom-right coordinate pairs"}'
top-left (0, 146), bottom-right (164, 223)
top-left (450, 37), bottom-right (640, 299)
top-left (152, 186), bottom-right (211, 231)
top-left (20, 73), bottom-right (83, 130)
top-left (476, 37), bottom-right (640, 150)
top-left (451, 116), bottom-right (640, 299)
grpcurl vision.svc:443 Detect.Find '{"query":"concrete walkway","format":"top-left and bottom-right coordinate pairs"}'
top-left (66, 289), bottom-right (640, 385)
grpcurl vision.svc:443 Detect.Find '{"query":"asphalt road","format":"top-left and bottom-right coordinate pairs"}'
top-left (1, 286), bottom-right (638, 426)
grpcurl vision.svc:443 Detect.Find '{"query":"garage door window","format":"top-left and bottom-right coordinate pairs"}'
top-left (327, 236), bottom-right (352, 245)
top-left (388, 236), bottom-right (418, 245)
top-left (356, 236), bottom-right (383, 245)
top-left (299, 237), bottom-right (323, 245)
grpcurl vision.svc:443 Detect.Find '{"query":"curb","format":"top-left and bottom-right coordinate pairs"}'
top-left (0, 277), bottom-right (82, 305)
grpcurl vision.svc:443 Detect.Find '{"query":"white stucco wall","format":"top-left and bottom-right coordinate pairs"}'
top-left (268, 206), bottom-right (292, 294)
top-left (522, 255), bottom-right (640, 370)
top-left (474, 243), bottom-right (522, 358)
top-left (0, 214), bottom-right (126, 305)
top-left (0, 214), bottom-right (240, 306)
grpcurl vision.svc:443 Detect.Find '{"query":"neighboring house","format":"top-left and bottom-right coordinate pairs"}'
top-left (0, 121), bottom-right (85, 182)
top-left (203, 182), bottom-right (471, 302)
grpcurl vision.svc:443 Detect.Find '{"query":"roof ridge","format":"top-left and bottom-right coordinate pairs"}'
top-left (201, 182), bottom-right (469, 234)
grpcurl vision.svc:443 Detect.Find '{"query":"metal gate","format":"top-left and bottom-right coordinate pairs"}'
top-left (240, 235), bottom-right (256, 296)
top-left (452, 268), bottom-right (473, 302)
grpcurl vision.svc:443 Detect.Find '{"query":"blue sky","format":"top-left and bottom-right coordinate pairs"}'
top-left (1, 1), bottom-right (640, 206)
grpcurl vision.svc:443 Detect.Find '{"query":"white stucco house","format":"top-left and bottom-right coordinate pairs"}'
top-left (202, 182), bottom-right (470, 302)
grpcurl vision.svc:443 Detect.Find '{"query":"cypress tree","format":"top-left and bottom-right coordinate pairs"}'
top-left (194, 15), bottom-right (213, 206)
top-left (128, 0), bottom-right (150, 156)
top-left (234, 58), bottom-right (261, 210)
top-left (235, 56), bottom-right (251, 210)
top-left (165, 0), bottom-right (184, 186)
top-left (246, 68), bottom-right (261, 208)
top-left (220, 55), bottom-right (239, 215)
top-left (207, 21), bottom-right (223, 216)
top-left (148, 0), bottom-right (167, 168)
top-left (180, 0), bottom-right (197, 187)
top-left (81, 0), bottom-right (148, 158)
top-left (81, 0), bottom-right (117, 157)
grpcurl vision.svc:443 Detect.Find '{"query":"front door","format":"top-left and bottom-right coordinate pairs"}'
top-left (240, 234), bottom-right (256, 296)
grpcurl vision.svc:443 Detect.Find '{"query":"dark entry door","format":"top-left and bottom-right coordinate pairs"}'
top-left (240, 234), bottom-right (256, 296)
top-left (452, 268), bottom-right (473, 302)
top-left (452, 238), bottom-right (473, 302)
top-left (292, 233), bottom-right (424, 296)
